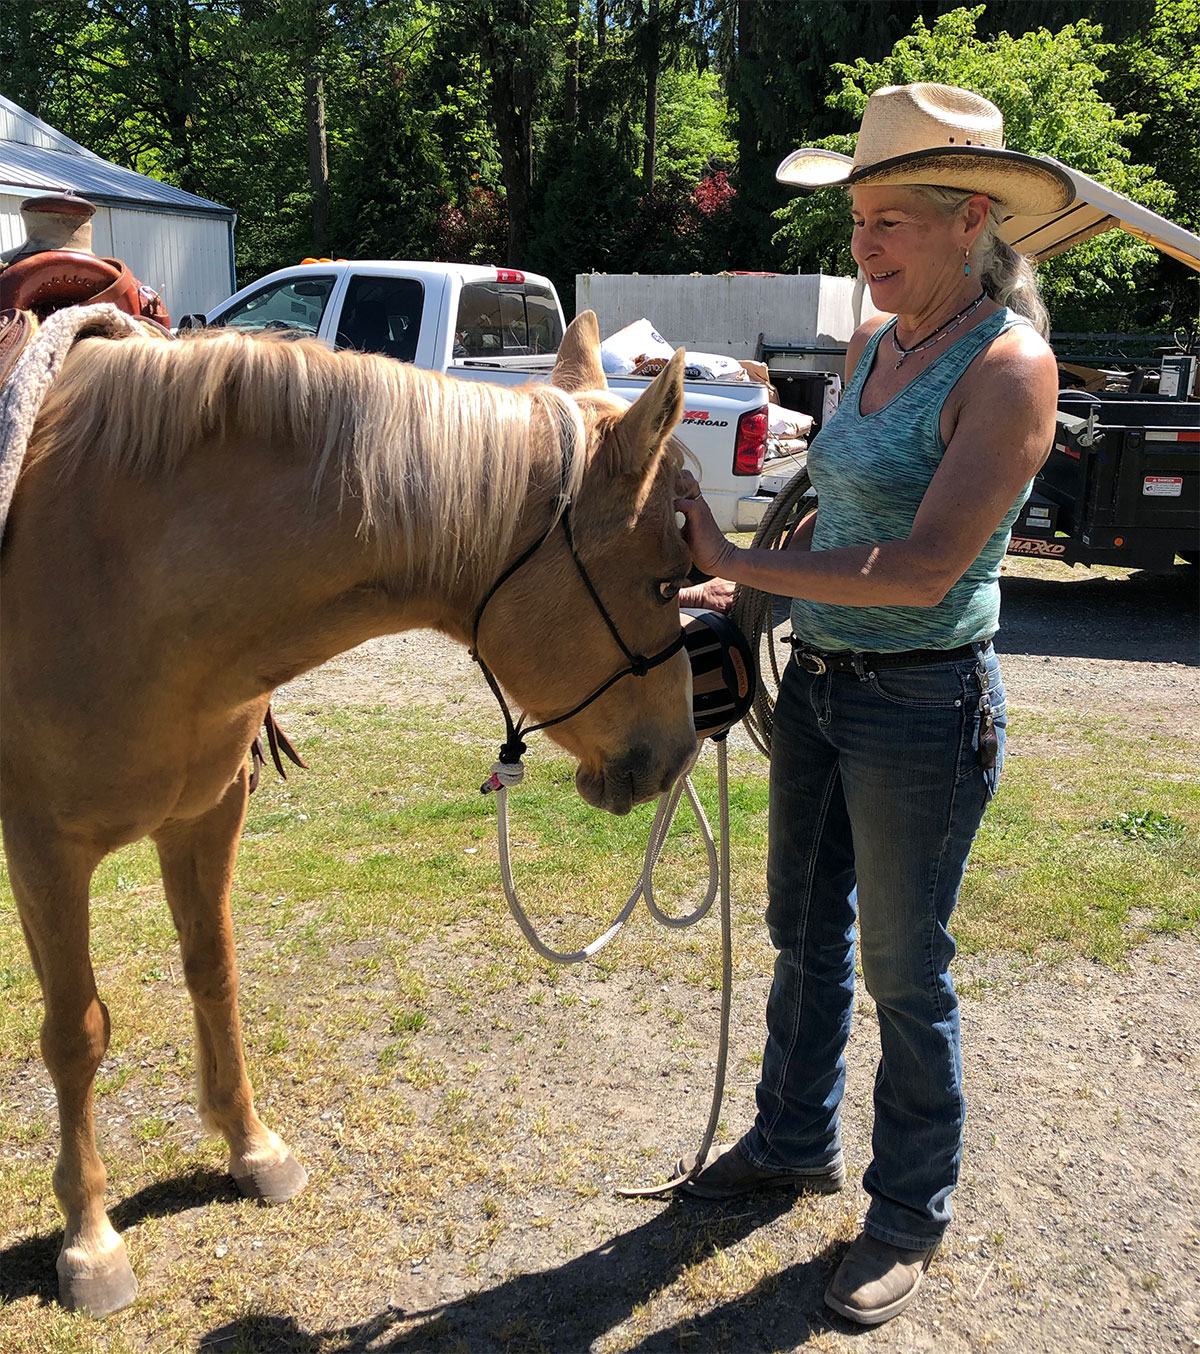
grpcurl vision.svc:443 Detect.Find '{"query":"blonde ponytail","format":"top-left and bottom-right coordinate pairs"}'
top-left (909, 186), bottom-right (1050, 338)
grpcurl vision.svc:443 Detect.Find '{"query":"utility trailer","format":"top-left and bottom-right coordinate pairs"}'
top-left (999, 159), bottom-right (1200, 569)
top-left (1008, 391), bottom-right (1198, 568)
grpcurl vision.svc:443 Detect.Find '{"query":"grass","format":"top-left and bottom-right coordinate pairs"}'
top-left (0, 693), bottom-right (1196, 1350)
top-left (959, 713), bottom-right (1199, 965)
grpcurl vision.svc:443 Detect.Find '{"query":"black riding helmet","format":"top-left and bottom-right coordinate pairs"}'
top-left (680, 608), bottom-right (757, 739)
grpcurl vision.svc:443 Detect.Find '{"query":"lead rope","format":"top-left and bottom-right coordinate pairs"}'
top-left (618, 735), bottom-right (733, 1198)
top-left (490, 735), bottom-right (734, 1197)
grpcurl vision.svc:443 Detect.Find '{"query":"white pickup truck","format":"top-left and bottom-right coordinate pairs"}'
top-left (184, 261), bottom-right (771, 531)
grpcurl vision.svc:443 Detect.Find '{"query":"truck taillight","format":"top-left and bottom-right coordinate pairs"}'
top-left (733, 408), bottom-right (767, 475)
top-left (495, 268), bottom-right (526, 284)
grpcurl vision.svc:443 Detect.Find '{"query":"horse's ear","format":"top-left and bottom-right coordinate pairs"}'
top-left (612, 347), bottom-right (685, 478)
top-left (550, 310), bottom-right (607, 393)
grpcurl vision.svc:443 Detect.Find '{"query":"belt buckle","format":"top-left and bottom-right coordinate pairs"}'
top-left (796, 650), bottom-right (827, 675)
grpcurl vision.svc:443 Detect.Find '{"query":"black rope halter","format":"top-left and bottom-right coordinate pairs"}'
top-left (470, 483), bottom-right (686, 785)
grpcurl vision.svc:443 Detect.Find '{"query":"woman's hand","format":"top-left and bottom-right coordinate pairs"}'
top-left (674, 471), bottom-right (739, 578)
top-left (678, 577), bottom-right (736, 613)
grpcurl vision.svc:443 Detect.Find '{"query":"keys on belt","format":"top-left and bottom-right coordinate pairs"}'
top-left (789, 637), bottom-right (1000, 774)
top-left (975, 648), bottom-right (999, 771)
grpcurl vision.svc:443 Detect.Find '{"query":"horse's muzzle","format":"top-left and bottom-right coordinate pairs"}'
top-left (576, 733), bottom-right (697, 816)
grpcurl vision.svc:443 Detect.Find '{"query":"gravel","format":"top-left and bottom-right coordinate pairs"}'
top-left (265, 557), bottom-right (1200, 1353)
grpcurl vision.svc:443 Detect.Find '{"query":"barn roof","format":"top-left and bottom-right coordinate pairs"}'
top-left (0, 95), bottom-right (234, 219)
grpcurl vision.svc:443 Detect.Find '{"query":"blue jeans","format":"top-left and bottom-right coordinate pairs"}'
top-left (740, 643), bottom-right (1006, 1249)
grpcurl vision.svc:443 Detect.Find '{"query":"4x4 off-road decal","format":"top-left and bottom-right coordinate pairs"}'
top-left (682, 411), bottom-right (729, 427)
top-left (1007, 536), bottom-right (1066, 556)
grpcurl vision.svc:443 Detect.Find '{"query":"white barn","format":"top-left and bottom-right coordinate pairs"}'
top-left (0, 95), bottom-right (236, 317)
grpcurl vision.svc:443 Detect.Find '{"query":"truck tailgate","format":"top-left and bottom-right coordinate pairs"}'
top-left (609, 375), bottom-right (769, 532)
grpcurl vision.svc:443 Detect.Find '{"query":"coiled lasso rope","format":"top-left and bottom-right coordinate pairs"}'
top-left (727, 464), bottom-right (817, 757)
top-left (489, 738), bottom-right (733, 1198)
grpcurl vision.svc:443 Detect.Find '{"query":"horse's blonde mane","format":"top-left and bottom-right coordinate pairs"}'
top-left (31, 329), bottom-right (586, 588)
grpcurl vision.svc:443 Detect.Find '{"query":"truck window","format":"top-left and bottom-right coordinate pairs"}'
top-left (457, 283), bottom-right (504, 355)
top-left (335, 275), bottom-right (424, 363)
top-left (456, 281), bottom-right (564, 358)
top-left (524, 287), bottom-right (563, 354)
top-left (215, 275), bottom-right (335, 335)
top-left (499, 290), bottom-right (527, 351)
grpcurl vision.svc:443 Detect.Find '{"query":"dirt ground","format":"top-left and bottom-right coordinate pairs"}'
top-left (257, 558), bottom-right (1200, 1354)
top-left (3, 560), bottom-right (1197, 1353)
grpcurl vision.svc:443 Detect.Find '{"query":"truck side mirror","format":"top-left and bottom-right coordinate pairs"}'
top-left (176, 313), bottom-right (207, 332)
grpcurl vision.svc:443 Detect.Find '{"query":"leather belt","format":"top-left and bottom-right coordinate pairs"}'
top-left (791, 639), bottom-right (988, 676)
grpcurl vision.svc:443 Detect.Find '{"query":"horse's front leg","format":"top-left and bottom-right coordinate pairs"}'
top-left (3, 814), bottom-right (137, 1317)
top-left (153, 765), bottom-right (307, 1203)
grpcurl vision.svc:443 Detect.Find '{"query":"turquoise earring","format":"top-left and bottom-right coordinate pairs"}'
top-left (964, 249), bottom-right (971, 276)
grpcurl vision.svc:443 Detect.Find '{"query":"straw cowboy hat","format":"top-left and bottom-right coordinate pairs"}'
top-left (776, 83), bottom-right (1073, 217)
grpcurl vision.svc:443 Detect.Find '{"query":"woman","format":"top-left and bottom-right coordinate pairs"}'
top-left (673, 83), bottom-right (1072, 1326)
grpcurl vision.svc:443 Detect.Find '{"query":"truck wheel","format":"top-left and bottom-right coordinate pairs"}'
top-left (728, 466), bottom-right (816, 757)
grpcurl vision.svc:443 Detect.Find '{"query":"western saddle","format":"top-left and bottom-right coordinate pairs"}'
top-left (0, 193), bottom-right (171, 382)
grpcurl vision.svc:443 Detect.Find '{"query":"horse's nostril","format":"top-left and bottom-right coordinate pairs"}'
top-left (624, 742), bottom-right (653, 782)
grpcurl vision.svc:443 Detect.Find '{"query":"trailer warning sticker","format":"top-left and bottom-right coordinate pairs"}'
top-left (1143, 476), bottom-right (1183, 497)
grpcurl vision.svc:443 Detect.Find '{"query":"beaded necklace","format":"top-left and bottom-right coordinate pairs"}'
top-left (891, 292), bottom-right (987, 370)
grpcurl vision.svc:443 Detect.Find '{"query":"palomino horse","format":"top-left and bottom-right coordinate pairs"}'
top-left (0, 310), bottom-right (697, 1316)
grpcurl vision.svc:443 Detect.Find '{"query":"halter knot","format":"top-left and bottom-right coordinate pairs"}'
top-left (629, 655), bottom-right (650, 678)
top-left (481, 758), bottom-right (526, 795)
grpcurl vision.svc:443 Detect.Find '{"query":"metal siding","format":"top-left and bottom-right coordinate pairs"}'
top-left (0, 141), bottom-right (232, 216)
top-left (1, 193), bottom-right (235, 316)
top-left (0, 96), bottom-right (236, 316)
top-left (0, 95), bottom-right (105, 157)
top-left (90, 204), bottom-right (116, 258)
top-left (0, 193), bottom-right (24, 254)
top-left (110, 209), bottom-right (235, 315)
top-left (0, 103), bottom-right (82, 153)
top-left (1, 97), bottom-right (232, 217)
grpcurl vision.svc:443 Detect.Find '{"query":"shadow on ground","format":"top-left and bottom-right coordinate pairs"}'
top-left (0, 1167), bottom-right (235, 1308)
top-left (199, 1198), bottom-right (857, 1354)
top-left (996, 564), bottom-right (1197, 664)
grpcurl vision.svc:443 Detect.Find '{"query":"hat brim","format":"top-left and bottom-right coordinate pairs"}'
top-left (776, 145), bottom-right (1074, 218)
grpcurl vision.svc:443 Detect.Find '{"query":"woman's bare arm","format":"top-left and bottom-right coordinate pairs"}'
top-left (675, 327), bottom-right (1058, 607)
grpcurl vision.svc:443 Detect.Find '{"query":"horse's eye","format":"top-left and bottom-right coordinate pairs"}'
top-left (658, 579), bottom-right (682, 602)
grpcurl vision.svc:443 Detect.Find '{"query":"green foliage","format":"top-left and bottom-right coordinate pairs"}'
top-left (1108, 0), bottom-right (1200, 231)
top-left (653, 64), bottom-right (736, 186)
top-left (771, 7), bottom-right (1179, 330)
top-left (1099, 808), bottom-right (1186, 843)
top-left (325, 9), bottom-right (461, 264)
top-left (526, 133), bottom-right (644, 305)
top-left (718, 1), bottom-right (954, 264)
top-left (1, 0), bottom-right (1191, 326)
top-left (769, 7), bottom-right (1186, 330)
top-left (1104, 0), bottom-right (1200, 326)
top-left (526, 54), bottom-right (737, 305)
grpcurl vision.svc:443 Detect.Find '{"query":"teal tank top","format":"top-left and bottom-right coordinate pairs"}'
top-left (790, 307), bottom-right (1034, 653)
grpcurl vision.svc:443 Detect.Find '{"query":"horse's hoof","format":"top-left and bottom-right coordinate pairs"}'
top-left (231, 1149), bottom-right (308, 1203)
top-left (57, 1246), bottom-right (139, 1318)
